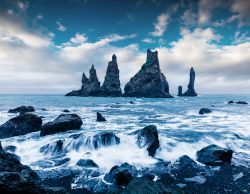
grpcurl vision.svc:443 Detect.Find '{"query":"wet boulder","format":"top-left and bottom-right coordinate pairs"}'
top-left (199, 108), bottom-right (212, 115)
top-left (76, 159), bottom-right (98, 168)
top-left (40, 114), bottom-right (83, 136)
top-left (236, 101), bottom-right (248, 105)
top-left (92, 132), bottom-right (120, 149)
top-left (63, 109), bottom-right (70, 113)
top-left (197, 144), bottom-right (233, 166)
top-left (96, 112), bottom-right (106, 122)
top-left (228, 101), bottom-right (234, 104)
top-left (8, 106), bottom-right (35, 113)
top-left (0, 142), bottom-right (66, 193)
top-left (0, 113), bottom-right (42, 139)
top-left (136, 125), bottom-right (159, 157)
top-left (104, 163), bottom-right (137, 186)
top-left (40, 140), bottom-right (65, 156)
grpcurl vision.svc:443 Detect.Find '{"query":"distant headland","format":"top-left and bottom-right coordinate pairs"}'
top-left (66, 49), bottom-right (197, 98)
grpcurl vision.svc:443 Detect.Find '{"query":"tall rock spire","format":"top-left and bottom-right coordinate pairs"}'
top-left (124, 49), bottom-right (173, 98)
top-left (182, 67), bottom-right (198, 96)
top-left (66, 65), bottom-right (100, 96)
top-left (100, 54), bottom-right (122, 97)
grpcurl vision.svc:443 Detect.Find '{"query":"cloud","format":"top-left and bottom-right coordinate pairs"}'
top-left (56, 21), bottom-right (67, 32)
top-left (17, 1), bottom-right (29, 10)
top-left (142, 38), bottom-right (155, 43)
top-left (36, 14), bottom-right (43, 20)
top-left (231, 0), bottom-right (250, 26)
top-left (150, 13), bottom-right (169, 37)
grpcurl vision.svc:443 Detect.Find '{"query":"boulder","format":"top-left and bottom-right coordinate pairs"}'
top-left (236, 101), bottom-right (248, 105)
top-left (182, 67), bottom-right (198, 97)
top-left (199, 108), bottom-right (212, 115)
top-left (8, 106), bottom-right (35, 113)
top-left (104, 163), bottom-right (137, 186)
top-left (177, 86), bottom-right (183, 96)
top-left (76, 159), bottom-right (98, 168)
top-left (40, 114), bottom-right (83, 136)
top-left (124, 49), bottom-right (173, 98)
top-left (63, 109), bottom-right (70, 113)
top-left (120, 177), bottom-right (182, 194)
top-left (96, 112), bottom-right (106, 122)
top-left (0, 141), bottom-right (66, 193)
top-left (0, 113), bottom-right (42, 139)
top-left (196, 144), bottom-right (233, 166)
top-left (4, 145), bottom-right (17, 153)
top-left (66, 65), bottom-right (100, 97)
top-left (99, 55), bottom-right (122, 97)
top-left (92, 132), bottom-right (120, 149)
top-left (228, 101), bottom-right (234, 104)
top-left (40, 140), bottom-right (65, 156)
top-left (136, 125), bottom-right (159, 157)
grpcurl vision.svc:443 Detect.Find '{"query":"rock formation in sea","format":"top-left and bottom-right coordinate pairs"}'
top-left (124, 49), bottom-right (173, 98)
top-left (99, 54), bottom-right (122, 97)
top-left (96, 112), bottom-right (106, 122)
top-left (177, 86), bottom-right (183, 96)
top-left (182, 67), bottom-right (198, 96)
top-left (66, 65), bottom-right (101, 96)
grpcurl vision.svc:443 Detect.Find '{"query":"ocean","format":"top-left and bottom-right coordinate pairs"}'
top-left (0, 94), bottom-right (249, 190)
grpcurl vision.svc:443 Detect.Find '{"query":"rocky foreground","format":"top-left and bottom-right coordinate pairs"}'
top-left (0, 104), bottom-right (249, 194)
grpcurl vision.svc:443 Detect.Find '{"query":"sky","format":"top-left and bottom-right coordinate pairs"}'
top-left (0, 0), bottom-right (249, 94)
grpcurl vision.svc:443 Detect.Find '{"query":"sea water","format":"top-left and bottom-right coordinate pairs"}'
top-left (0, 94), bottom-right (249, 188)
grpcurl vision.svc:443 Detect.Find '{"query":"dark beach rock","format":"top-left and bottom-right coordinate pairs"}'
top-left (96, 112), bottom-right (106, 122)
top-left (236, 101), bottom-right (248, 104)
top-left (228, 101), bottom-right (234, 104)
top-left (63, 109), bottom-right (70, 113)
top-left (136, 125), bottom-right (159, 157)
top-left (76, 159), bottom-right (98, 168)
top-left (40, 114), bottom-right (83, 136)
top-left (99, 55), bottom-right (122, 97)
top-left (0, 142), bottom-right (66, 193)
top-left (66, 65), bottom-right (101, 97)
top-left (8, 106), bottom-right (35, 113)
top-left (182, 67), bottom-right (198, 97)
top-left (92, 132), bottom-right (120, 149)
top-left (0, 113), bottom-right (42, 139)
top-left (40, 140), bottom-right (65, 156)
top-left (197, 144), bottom-right (233, 166)
top-left (104, 163), bottom-right (137, 186)
top-left (120, 177), bottom-right (182, 194)
top-left (199, 108), bottom-right (212, 115)
top-left (177, 86), bottom-right (183, 96)
top-left (129, 101), bottom-right (135, 104)
top-left (124, 49), bottom-right (173, 98)
top-left (4, 145), bottom-right (17, 153)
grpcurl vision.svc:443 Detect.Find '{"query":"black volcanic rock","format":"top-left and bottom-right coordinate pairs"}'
top-left (177, 86), bottom-right (183, 96)
top-left (76, 159), bottom-right (98, 168)
top-left (99, 55), bottom-right (122, 97)
top-left (0, 142), bottom-right (66, 194)
top-left (136, 125), bottom-right (159, 157)
top-left (96, 112), bottom-right (106, 122)
top-left (124, 49), bottom-right (173, 98)
top-left (66, 65), bottom-right (100, 97)
top-left (199, 108), bottom-right (212, 115)
top-left (0, 113), bottom-right (42, 139)
top-left (236, 101), bottom-right (248, 104)
top-left (40, 114), bottom-right (83, 136)
top-left (197, 144), bottom-right (233, 166)
top-left (182, 67), bottom-right (198, 97)
top-left (228, 101), bottom-right (234, 104)
top-left (8, 106), bottom-right (35, 113)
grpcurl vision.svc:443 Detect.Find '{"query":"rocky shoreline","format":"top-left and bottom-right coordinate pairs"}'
top-left (0, 102), bottom-right (249, 194)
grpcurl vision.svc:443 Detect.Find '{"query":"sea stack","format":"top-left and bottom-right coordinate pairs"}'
top-left (124, 49), bottom-right (173, 98)
top-left (177, 86), bottom-right (182, 96)
top-left (99, 55), bottom-right (122, 97)
top-left (66, 65), bottom-right (100, 96)
top-left (182, 67), bottom-right (197, 96)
